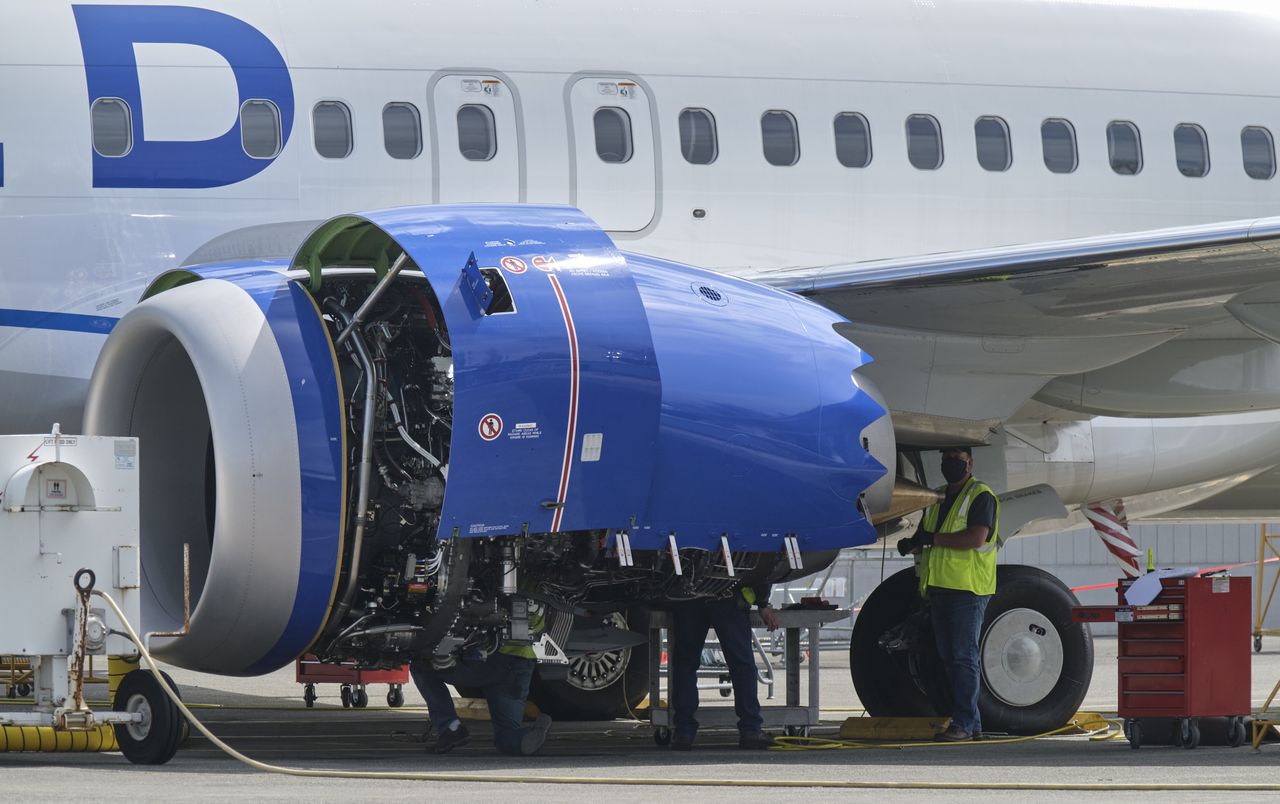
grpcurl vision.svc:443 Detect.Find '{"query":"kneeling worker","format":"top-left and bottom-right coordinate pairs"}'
top-left (669, 582), bottom-right (781, 750)
top-left (410, 600), bottom-right (552, 755)
top-left (897, 446), bottom-right (1000, 743)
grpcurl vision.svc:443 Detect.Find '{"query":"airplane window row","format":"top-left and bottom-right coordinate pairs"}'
top-left (85, 94), bottom-right (1280, 184)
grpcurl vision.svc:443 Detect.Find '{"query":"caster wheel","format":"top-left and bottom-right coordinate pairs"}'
top-left (718, 675), bottom-right (732, 698)
top-left (1256, 635), bottom-right (1264, 653)
top-left (653, 727), bottom-right (671, 747)
top-left (15, 683), bottom-right (31, 698)
top-left (1179, 718), bottom-right (1200, 749)
top-left (1126, 719), bottom-right (1141, 750)
top-left (353, 687), bottom-right (369, 708)
top-left (5, 686), bottom-right (14, 699)
top-left (304, 684), bottom-right (317, 708)
top-left (784, 725), bottom-right (809, 737)
top-left (113, 669), bottom-right (182, 765)
top-left (1227, 716), bottom-right (1246, 748)
top-left (340, 685), bottom-right (353, 708)
top-left (387, 686), bottom-right (404, 708)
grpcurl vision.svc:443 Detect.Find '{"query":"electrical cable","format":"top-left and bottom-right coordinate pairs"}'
top-left (89, 587), bottom-right (1280, 791)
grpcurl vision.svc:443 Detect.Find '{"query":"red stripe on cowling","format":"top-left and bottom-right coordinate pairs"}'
top-left (548, 275), bottom-right (579, 532)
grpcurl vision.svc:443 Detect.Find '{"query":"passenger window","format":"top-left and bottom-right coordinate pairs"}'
top-left (974, 116), bottom-right (1011, 172)
top-left (761, 110), bottom-right (800, 166)
top-left (679, 108), bottom-right (718, 165)
top-left (91, 98), bottom-right (132, 157)
top-left (313, 101), bottom-right (353, 159)
top-left (1242, 126), bottom-right (1275, 180)
top-left (905, 114), bottom-right (943, 170)
top-left (1041, 118), bottom-right (1077, 174)
top-left (240, 100), bottom-right (282, 159)
top-left (383, 102), bottom-right (422, 160)
top-left (457, 104), bottom-right (496, 161)
top-left (834, 112), bottom-right (872, 168)
top-left (1106, 121), bottom-right (1142, 175)
top-left (1174, 124), bottom-right (1209, 177)
top-left (593, 107), bottom-right (633, 163)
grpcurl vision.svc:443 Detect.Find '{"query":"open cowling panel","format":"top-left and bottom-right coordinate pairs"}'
top-left (83, 204), bottom-right (891, 682)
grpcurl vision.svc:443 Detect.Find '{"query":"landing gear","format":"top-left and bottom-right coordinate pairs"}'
top-left (113, 669), bottom-right (183, 765)
top-left (849, 567), bottom-right (951, 718)
top-left (850, 564), bottom-right (1093, 735)
top-left (528, 608), bottom-right (651, 721)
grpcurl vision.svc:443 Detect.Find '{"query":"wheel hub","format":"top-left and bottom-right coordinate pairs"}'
top-left (981, 607), bottom-right (1063, 706)
top-left (567, 613), bottom-right (631, 691)
top-left (124, 692), bottom-right (153, 741)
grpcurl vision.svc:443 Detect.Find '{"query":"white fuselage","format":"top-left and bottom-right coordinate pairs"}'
top-left (3, 0), bottom-right (1280, 511)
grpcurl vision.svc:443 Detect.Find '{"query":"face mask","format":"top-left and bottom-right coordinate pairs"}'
top-left (941, 457), bottom-right (969, 483)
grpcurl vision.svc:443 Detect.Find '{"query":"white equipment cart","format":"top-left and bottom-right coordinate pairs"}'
top-left (0, 426), bottom-right (183, 764)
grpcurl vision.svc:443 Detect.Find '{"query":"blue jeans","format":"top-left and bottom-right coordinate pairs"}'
top-left (929, 588), bottom-right (990, 735)
top-left (409, 652), bottom-right (536, 755)
top-left (670, 597), bottom-right (764, 737)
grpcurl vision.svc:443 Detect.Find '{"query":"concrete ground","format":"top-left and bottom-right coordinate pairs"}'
top-left (5, 637), bottom-right (1280, 802)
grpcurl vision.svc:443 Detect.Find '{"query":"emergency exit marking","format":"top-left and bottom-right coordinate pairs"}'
top-left (479, 413), bottom-right (504, 441)
top-left (500, 256), bottom-right (527, 274)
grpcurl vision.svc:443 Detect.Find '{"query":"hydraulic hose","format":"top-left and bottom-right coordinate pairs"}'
top-left (88, 586), bottom-right (1280, 792)
top-left (321, 300), bottom-right (379, 641)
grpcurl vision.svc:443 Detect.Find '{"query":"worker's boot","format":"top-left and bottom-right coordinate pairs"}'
top-left (738, 731), bottom-right (777, 750)
top-left (520, 714), bottom-right (553, 755)
top-left (932, 724), bottom-right (973, 742)
top-left (430, 720), bottom-right (471, 753)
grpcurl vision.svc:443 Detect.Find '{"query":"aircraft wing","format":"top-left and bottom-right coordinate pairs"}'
top-left (753, 216), bottom-right (1280, 441)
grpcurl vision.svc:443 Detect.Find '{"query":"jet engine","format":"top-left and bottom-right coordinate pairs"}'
top-left (83, 205), bottom-right (892, 679)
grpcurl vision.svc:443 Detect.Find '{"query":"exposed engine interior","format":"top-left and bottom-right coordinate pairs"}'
top-left (313, 273), bottom-right (781, 669)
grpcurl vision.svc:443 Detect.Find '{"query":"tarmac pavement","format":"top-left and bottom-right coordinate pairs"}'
top-left (5, 637), bottom-right (1280, 802)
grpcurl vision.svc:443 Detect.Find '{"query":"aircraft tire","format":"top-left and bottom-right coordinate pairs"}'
top-left (977, 565), bottom-right (1093, 735)
top-left (849, 566), bottom-right (944, 718)
top-left (850, 564), bottom-right (1093, 735)
top-left (528, 608), bottom-right (650, 721)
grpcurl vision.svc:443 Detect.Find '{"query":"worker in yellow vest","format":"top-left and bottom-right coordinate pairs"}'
top-left (896, 446), bottom-right (1000, 742)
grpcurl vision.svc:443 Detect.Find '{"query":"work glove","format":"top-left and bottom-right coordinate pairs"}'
top-left (896, 537), bottom-right (916, 557)
top-left (916, 529), bottom-right (935, 547)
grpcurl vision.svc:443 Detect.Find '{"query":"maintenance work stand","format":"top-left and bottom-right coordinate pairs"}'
top-left (645, 606), bottom-right (849, 744)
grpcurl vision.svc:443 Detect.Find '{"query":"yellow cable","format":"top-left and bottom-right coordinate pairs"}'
top-left (90, 588), bottom-right (1280, 791)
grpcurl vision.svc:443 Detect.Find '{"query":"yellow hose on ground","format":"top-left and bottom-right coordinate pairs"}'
top-left (87, 587), bottom-right (1280, 792)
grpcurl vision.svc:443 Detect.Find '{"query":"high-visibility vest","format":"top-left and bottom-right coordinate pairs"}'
top-left (918, 477), bottom-right (1000, 597)
top-left (499, 600), bottom-right (546, 660)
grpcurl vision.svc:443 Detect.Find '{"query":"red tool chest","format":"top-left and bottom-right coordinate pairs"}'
top-left (1073, 575), bottom-right (1250, 749)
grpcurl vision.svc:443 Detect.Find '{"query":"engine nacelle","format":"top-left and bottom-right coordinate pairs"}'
top-left (84, 205), bottom-right (890, 675)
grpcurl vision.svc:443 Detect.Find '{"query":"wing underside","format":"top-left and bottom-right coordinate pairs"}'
top-left (753, 216), bottom-right (1280, 443)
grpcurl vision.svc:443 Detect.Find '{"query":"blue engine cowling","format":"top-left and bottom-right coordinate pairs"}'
top-left (84, 205), bottom-right (890, 675)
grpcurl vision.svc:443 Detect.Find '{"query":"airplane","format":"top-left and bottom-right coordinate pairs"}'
top-left (6, 0), bottom-right (1280, 758)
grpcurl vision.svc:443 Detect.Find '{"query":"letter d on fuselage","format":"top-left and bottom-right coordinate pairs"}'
top-left (72, 4), bottom-right (294, 189)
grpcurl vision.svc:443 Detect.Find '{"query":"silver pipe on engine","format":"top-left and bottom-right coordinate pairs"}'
top-left (324, 300), bottom-right (380, 635)
top-left (388, 400), bottom-right (442, 469)
top-left (335, 252), bottom-right (409, 346)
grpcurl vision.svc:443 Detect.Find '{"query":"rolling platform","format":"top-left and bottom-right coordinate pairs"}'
top-left (645, 606), bottom-right (849, 744)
